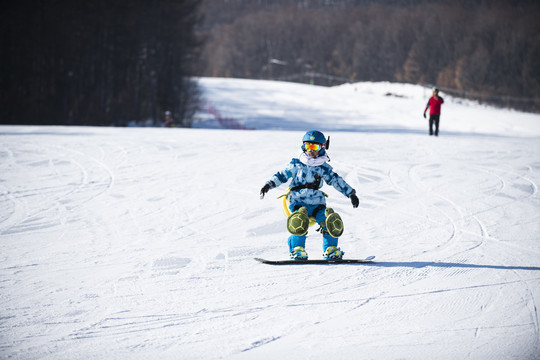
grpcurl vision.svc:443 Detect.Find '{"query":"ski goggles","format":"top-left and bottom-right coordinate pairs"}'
top-left (304, 142), bottom-right (322, 151)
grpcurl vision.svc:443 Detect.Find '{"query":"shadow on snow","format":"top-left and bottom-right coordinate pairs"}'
top-left (368, 261), bottom-right (540, 271)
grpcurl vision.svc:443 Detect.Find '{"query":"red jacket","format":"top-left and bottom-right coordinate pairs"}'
top-left (425, 96), bottom-right (444, 115)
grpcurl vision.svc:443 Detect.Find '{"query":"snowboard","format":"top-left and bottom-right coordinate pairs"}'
top-left (255, 256), bottom-right (375, 265)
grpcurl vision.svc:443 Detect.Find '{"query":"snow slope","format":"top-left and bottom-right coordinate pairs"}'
top-left (1, 78), bottom-right (540, 359)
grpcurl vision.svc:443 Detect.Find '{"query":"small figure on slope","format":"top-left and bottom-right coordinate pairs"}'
top-left (423, 87), bottom-right (445, 136)
top-left (260, 130), bottom-right (360, 261)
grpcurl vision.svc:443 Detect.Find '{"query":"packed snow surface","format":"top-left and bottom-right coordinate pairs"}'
top-left (1, 78), bottom-right (540, 359)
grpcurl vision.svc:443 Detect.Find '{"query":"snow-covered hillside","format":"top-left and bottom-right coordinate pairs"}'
top-left (1, 78), bottom-right (539, 359)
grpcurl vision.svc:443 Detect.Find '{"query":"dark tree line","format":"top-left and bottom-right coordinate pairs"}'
top-left (2, 0), bottom-right (202, 126)
top-left (199, 0), bottom-right (540, 112)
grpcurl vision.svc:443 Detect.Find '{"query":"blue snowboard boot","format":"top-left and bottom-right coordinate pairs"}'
top-left (290, 246), bottom-right (308, 260)
top-left (323, 246), bottom-right (344, 260)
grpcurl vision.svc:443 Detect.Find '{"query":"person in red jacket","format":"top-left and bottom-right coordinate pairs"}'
top-left (423, 88), bottom-right (444, 136)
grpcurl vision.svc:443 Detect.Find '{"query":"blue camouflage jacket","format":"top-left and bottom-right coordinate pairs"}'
top-left (268, 152), bottom-right (355, 206)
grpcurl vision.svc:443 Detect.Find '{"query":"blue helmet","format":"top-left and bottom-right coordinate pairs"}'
top-left (301, 130), bottom-right (328, 155)
top-left (302, 130), bottom-right (326, 144)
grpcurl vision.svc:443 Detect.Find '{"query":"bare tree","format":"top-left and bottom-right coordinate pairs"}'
top-left (198, 0), bottom-right (540, 111)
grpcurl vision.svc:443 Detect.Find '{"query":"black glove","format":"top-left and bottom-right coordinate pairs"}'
top-left (350, 193), bottom-right (359, 208)
top-left (260, 183), bottom-right (272, 198)
top-left (423, 112), bottom-right (426, 118)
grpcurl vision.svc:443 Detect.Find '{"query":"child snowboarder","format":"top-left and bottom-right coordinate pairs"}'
top-left (260, 130), bottom-right (359, 260)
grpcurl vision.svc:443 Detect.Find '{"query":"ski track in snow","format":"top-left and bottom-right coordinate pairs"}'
top-left (1, 78), bottom-right (540, 359)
